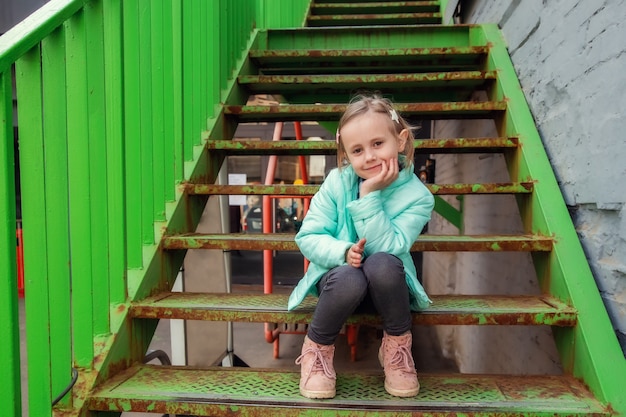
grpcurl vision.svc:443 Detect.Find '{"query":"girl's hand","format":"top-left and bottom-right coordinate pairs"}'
top-left (346, 238), bottom-right (366, 268)
top-left (360, 158), bottom-right (399, 197)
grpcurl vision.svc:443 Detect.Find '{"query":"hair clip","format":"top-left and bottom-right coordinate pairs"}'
top-left (390, 109), bottom-right (400, 124)
top-left (336, 129), bottom-right (340, 144)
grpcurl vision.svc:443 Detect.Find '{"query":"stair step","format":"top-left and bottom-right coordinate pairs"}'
top-left (162, 233), bottom-right (553, 252)
top-left (223, 102), bottom-right (506, 122)
top-left (238, 71), bottom-right (497, 95)
top-left (88, 365), bottom-right (608, 417)
top-left (307, 12), bottom-right (442, 26)
top-left (205, 137), bottom-right (519, 155)
top-left (249, 46), bottom-right (488, 74)
top-left (310, 1), bottom-right (441, 15)
top-left (131, 292), bottom-right (576, 326)
top-left (183, 182), bottom-right (533, 196)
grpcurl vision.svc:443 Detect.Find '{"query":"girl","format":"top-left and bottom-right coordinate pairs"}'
top-left (288, 94), bottom-right (435, 399)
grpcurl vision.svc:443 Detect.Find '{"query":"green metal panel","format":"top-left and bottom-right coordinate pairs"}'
top-left (150, 0), bottom-right (166, 221)
top-left (256, 0), bottom-right (311, 29)
top-left (16, 45), bottom-right (53, 417)
top-left (170, 0), bottom-right (184, 183)
top-left (41, 26), bottom-right (73, 405)
top-left (102, 0), bottom-right (127, 304)
top-left (0, 70), bottom-right (21, 417)
top-left (66, 11), bottom-right (96, 366)
top-left (85, 0), bottom-right (111, 338)
top-left (122, 0), bottom-right (143, 268)
top-left (138, 0), bottom-right (155, 245)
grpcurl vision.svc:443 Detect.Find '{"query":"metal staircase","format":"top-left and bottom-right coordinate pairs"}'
top-left (0, 0), bottom-right (626, 417)
top-left (46, 1), bottom-right (624, 416)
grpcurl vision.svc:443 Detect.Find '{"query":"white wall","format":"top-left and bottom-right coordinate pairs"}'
top-left (456, 0), bottom-right (626, 351)
top-left (0, 0), bottom-right (48, 34)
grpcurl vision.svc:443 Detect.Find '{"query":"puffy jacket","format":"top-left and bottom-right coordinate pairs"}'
top-left (287, 164), bottom-right (435, 311)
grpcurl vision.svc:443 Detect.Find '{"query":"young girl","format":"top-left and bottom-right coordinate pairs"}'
top-left (287, 94), bottom-right (435, 399)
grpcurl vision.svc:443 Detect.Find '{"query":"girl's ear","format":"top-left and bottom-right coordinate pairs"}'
top-left (398, 128), bottom-right (409, 150)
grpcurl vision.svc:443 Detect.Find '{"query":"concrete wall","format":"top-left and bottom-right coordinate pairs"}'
top-left (424, 110), bottom-right (562, 374)
top-left (440, 0), bottom-right (626, 356)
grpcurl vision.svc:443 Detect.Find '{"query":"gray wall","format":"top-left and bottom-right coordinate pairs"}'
top-left (458, 0), bottom-right (626, 351)
top-left (0, 0), bottom-right (48, 34)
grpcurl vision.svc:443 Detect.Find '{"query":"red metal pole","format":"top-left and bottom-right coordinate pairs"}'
top-left (16, 221), bottom-right (24, 298)
top-left (294, 122), bottom-right (309, 184)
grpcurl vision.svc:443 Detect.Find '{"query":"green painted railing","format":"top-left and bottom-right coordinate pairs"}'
top-left (0, 1), bottom-right (310, 416)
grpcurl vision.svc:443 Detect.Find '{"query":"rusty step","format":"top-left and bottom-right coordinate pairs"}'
top-left (223, 101), bottom-right (506, 122)
top-left (205, 137), bottom-right (518, 155)
top-left (310, 1), bottom-right (441, 16)
top-left (161, 233), bottom-right (553, 252)
top-left (88, 365), bottom-right (609, 417)
top-left (131, 292), bottom-right (576, 326)
top-left (238, 71), bottom-right (497, 95)
top-left (249, 46), bottom-right (488, 74)
top-left (307, 12), bottom-right (442, 26)
top-left (182, 182), bottom-right (533, 196)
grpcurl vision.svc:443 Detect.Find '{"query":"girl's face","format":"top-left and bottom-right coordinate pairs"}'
top-left (340, 111), bottom-right (408, 180)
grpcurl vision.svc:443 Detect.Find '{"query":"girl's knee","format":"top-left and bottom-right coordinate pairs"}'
top-left (320, 266), bottom-right (368, 299)
top-left (363, 252), bottom-right (403, 278)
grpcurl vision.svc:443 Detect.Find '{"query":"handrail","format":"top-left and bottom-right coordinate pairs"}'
top-left (0, 0), bottom-right (88, 72)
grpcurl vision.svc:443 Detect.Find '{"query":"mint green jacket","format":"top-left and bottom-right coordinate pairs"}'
top-left (287, 164), bottom-right (435, 311)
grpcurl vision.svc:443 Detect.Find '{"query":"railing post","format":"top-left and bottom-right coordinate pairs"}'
top-left (0, 70), bottom-right (21, 417)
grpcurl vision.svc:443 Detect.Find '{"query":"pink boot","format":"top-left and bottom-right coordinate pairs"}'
top-left (378, 331), bottom-right (420, 397)
top-left (295, 336), bottom-right (336, 399)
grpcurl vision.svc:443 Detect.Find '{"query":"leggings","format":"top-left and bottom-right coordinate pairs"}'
top-left (307, 252), bottom-right (412, 346)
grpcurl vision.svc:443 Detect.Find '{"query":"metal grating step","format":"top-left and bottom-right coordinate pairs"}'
top-left (88, 365), bottom-right (609, 417)
top-left (307, 13), bottom-right (443, 26)
top-left (238, 71), bottom-right (497, 96)
top-left (223, 102), bottom-right (506, 122)
top-left (204, 137), bottom-right (519, 155)
top-left (131, 292), bottom-right (577, 326)
top-left (182, 182), bottom-right (533, 196)
top-left (249, 46), bottom-right (489, 75)
top-left (310, 1), bottom-right (441, 16)
top-left (161, 233), bottom-right (553, 252)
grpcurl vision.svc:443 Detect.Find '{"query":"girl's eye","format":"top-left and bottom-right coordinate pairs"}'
top-left (374, 141), bottom-right (384, 147)
top-left (352, 148), bottom-right (362, 155)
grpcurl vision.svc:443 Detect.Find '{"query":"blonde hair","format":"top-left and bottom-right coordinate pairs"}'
top-left (336, 94), bottom-right (415, 170)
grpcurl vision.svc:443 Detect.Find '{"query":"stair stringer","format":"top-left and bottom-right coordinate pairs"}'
top-left (476, 24), bottom-right (626, 415)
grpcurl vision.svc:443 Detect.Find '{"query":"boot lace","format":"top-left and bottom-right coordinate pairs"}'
top-left (386, 340), bottom-right (415, 372)
top-left (296, 346), bottom-right (336, 380)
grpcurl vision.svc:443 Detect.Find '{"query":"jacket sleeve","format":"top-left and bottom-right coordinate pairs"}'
top-left (347, 178), bottom-right (434, 257)
top-left (295, 172), bottom-right (352, 268)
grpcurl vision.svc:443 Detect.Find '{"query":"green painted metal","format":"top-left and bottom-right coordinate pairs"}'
top-left (205, 137), bottom-right (518, 155)
top-left (88, 365), bottom-right (608, 417)
top-left (434, 195), bottom-right (463, 230)
top-left (15, 45), bottom-right (55, 417)
top-left (184, 182), bottom-right (530, 196)
top-left (307, 13), bottom-right (442, 26)
top-left (130, 292), bottom-right (577, 326)
top-left (224, 101), bottom-right (506, 122)
top-left (162, 233), bottom-right (553, 252)
top-left (0, 71), bottom-right (21, 417)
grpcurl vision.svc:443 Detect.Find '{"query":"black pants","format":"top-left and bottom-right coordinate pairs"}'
top-left (307, 252), bottom-right (412, 345)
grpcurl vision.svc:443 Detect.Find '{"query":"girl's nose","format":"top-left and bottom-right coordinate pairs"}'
top-left (365, 149), bottom-right (375, 161)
